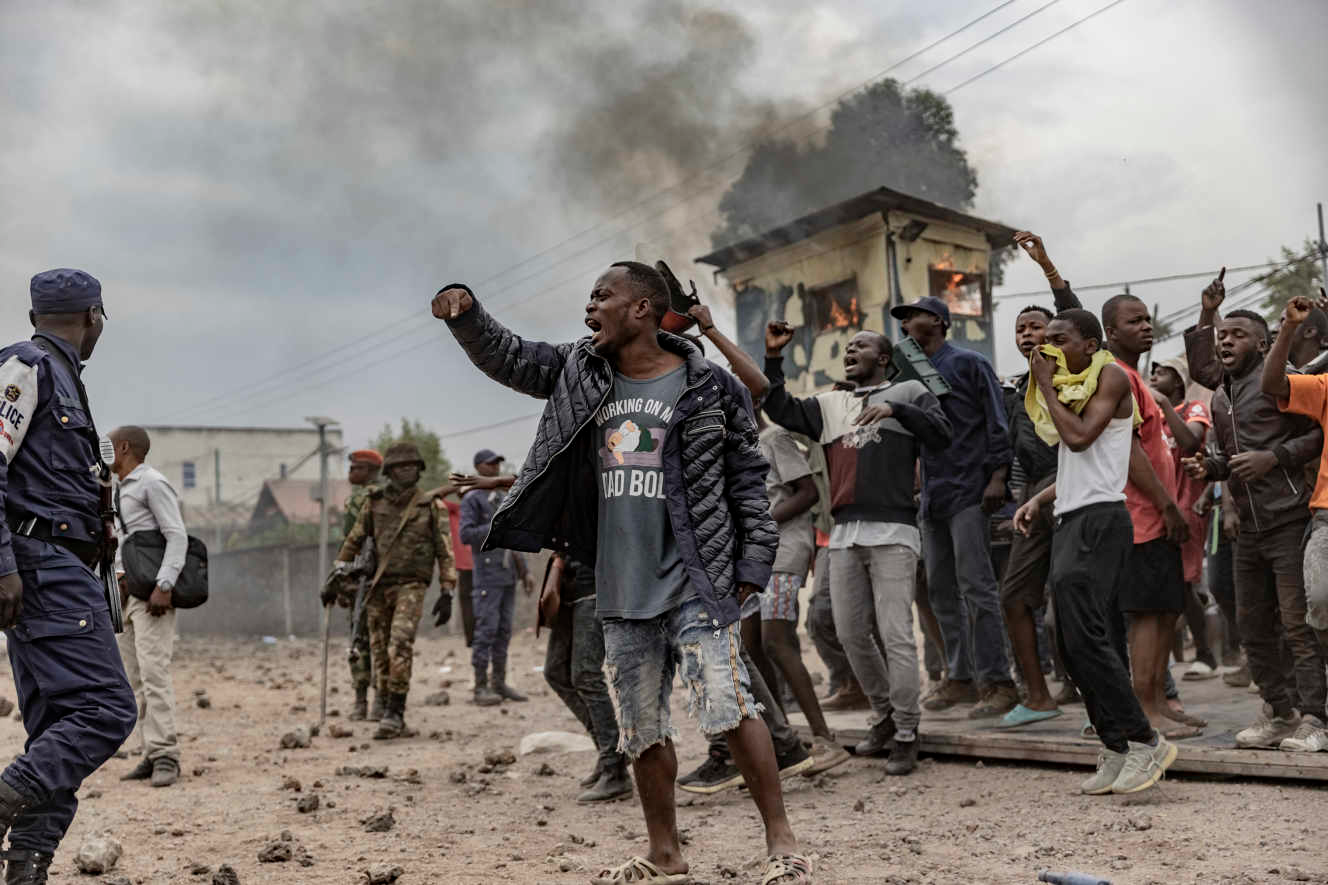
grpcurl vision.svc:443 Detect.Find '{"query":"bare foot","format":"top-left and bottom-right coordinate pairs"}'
top-left (1164, 699), bottom-right (1208, 728)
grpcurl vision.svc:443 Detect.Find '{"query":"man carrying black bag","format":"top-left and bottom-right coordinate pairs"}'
top-left (110, 426), bottom-right (187, 788)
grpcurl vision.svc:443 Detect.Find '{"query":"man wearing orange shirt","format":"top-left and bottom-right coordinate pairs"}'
top-left (1259, 293), bottom-right (1328, 753)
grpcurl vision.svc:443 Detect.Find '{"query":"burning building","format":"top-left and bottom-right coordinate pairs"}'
top-left (696, 186), bottom-right (1017, 394)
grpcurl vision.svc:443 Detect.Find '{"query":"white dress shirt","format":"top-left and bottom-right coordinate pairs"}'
top-left (115, 463), bottom-right (188, 588)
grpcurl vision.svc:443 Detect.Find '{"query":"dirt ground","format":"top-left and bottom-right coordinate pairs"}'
top-left (3, 629), bottom-right (1324, 885)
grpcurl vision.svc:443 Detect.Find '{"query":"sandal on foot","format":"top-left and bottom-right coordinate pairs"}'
top-left (590, 856), bottom-right (691, 884)
top-left (1162, 723), bottom-right (1204, 740)
top-left (762, 853), bottom-right (813, 884)
top-left (996, 704), bottom-right (1063, 729)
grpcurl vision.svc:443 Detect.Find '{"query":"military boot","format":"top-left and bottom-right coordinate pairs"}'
top-left (492, 664), bottom-right (527, 703)
top-left (349, 685), bottom-right (369, 721)
top-left (577, 755), bottom-right (633, 803)
top-left (373, 693), bottom-right (408, 740)
top-left (367, 690), bottom-right (386, 722)
top-left (0, 779), bottom-right (35, 848)
top-left (3, 850), bottom-right (52, 884)
top-left (473, 668), bottom-right (501, 707)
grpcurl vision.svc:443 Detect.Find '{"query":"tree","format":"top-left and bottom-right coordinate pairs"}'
top-left (711, 80), bottom-right (979, 249)
top-left (1258, 239), bottom-right (1325, 321)
top-left (370, 418), bottom-right (454, 492)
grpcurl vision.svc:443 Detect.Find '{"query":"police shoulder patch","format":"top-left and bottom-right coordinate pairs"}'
top-left (4, 385), bottom-right (19, 403)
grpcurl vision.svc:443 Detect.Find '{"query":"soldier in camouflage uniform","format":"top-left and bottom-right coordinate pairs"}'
top-left (335, 442), bottom-right (456, 739)
top-left (343, 449), bottom-right (383, 721)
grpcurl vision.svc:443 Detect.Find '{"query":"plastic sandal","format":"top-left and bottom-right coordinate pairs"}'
top-left (762, 853), bottom-right (813, 884)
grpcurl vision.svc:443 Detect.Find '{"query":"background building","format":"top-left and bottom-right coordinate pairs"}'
top-left (141, 424), bottom-right (344, 543)
top-left (697, 186), bottom-right (1018, 394)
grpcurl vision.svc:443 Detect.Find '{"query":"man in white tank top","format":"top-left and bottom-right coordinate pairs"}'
top-left (1013, 309), bottom-right (1177, 795)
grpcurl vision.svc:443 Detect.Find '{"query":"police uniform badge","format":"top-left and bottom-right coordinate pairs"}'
top-left (3, 384), bottom-right (19, 403)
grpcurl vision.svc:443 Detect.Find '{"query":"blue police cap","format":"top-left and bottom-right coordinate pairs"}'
top-left (473, 448), bottom-right (504, 467)
top-left (30, 269), bottom-right (106, 318)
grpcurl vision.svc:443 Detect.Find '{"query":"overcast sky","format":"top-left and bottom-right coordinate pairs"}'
top-left (3, 0), bottom-right (1326, 476)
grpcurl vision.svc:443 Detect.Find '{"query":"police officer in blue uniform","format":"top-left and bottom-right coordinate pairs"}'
top-left (0, 269), bottom-right (136, 883)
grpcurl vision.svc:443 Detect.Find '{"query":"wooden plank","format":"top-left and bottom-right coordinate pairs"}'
top-left (790, 687), bottom-right (1328, 783)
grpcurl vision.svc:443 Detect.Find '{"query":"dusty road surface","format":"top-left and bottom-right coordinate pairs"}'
top-left (2, 630), bottom-right (1323, 885)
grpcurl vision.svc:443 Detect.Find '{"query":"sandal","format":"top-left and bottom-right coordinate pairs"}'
top-left (590, 856), bottom-right (691, 884)
top-left (762, 853), bottom-right (813, 884)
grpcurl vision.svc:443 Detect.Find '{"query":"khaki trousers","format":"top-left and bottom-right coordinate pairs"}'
top-left (114, 596), bottom-right (179, 762)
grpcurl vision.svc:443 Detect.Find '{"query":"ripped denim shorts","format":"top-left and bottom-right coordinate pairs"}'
top-left (602, 596), bottom-right (761, 760)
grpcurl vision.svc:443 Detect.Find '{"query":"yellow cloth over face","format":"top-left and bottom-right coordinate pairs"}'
top-left (1025, 345), bottom-right (1140, 446)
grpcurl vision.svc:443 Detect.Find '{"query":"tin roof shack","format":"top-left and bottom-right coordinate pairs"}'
top-left (697, 186), bottom-right (1017, 395)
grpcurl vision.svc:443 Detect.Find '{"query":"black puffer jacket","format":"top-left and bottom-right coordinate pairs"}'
top-left (445, 297), bottom-right (777, 628)
top-left (1185, 326), bottom-right (1322, 533)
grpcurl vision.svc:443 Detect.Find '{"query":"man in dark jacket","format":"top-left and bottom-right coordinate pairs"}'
top-left (459, 449), bottom-right (532, 706)
top-left (893, 295), bottom-right (1018, 719)
top-left (432, 263), bottom-right (809, 885)
top-left (1186, 283), bottom-right (1326, 751)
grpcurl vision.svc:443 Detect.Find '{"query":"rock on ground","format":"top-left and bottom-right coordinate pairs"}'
top-left (279, 725), bottom-right (312, 749)
top-left (211, 863), bottom-right (240, 885)
top-left (364, 862), bottom-right (404, 884)
top-left (74, 831), bottom-right (123, 874)
top-left (361, 807), bottom-right (396, 833)
top-left (518, 730), bottom-right (595, 756)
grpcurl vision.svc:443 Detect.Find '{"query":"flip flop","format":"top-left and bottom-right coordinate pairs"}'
top-left (1080, 720), bottom-right (1097, 738)
top-left (762, 853), bottom-right (813, 884)
top-left (1162, 723), bottom-right (1204, 740)
top-left (590, 856), bottom-right (692, 884)
top-left (1183, 661), bottom-right (1219, 681)
top-left (996, 704), bottom-right (1064, 729)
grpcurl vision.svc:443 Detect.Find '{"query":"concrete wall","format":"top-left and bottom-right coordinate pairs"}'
top-left (177, 541), bottom-right (542, 638)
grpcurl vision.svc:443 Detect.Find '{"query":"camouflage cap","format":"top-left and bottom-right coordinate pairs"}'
top-left (382, 442), bottom-right (425, 469)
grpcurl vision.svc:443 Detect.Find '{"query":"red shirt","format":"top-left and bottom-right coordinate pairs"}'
top-left (1172, 399), bottom-right (1211, 583)
top-left (443, 498), bottom-right (474, 571)
top-left (1121, 363), bottom-right (1178, 544)
top-left (1172, 400), bottom-right (1212, 513)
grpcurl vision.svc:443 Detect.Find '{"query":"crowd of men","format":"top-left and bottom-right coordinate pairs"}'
top-left (2, 235), bottom-right (1328, 884)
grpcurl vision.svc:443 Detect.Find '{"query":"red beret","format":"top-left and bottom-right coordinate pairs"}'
top-left (348, 449), bottom-right (383, 466)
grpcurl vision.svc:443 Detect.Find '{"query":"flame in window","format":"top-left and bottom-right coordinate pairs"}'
top-left (826, 295), bottom-right (860, 329)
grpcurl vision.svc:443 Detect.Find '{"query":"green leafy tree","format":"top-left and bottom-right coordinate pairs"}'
top-left (370, 418), bottom-right (453, 492)
top-left (712, 80), bottom-right (979, 248)
top-left (1259, 239), bottom-right (1325, 321)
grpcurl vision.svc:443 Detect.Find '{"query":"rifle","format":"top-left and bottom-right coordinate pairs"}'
top-left (347, 536), bottom-right (375, 662)
top-left (98, 457), bottom-right (123, 634)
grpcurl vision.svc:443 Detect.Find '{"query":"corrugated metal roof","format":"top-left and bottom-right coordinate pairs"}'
top-left (696, 186), bottom-right (1019, 271)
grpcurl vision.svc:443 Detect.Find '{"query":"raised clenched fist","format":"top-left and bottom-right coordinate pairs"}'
top-left (431, 286), bottom-right (474, 320)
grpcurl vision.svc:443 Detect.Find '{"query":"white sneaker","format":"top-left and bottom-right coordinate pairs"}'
top-left (1279, 715), bottom-right (1328, 752)
top-left (1111, 733), bottom-right (1178, 794)
top-left (1235, 703), bottom-right (1301, 749)
top-left (1080, 748), bottom-right (1127, 795)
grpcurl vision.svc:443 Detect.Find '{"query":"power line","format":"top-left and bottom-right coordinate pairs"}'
top-left (156, 2), bottom-right (1036, 421)
top-left (166, 0), bottom-right (1142, 427)
top-left (995, 259), bottom-right (1290, 302)
top-left (944, 0), bottom-right (1130, 95)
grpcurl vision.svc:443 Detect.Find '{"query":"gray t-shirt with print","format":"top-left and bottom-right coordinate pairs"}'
top-left (593, 365), bottom-right (691, 620)
top-left (759, 425), bottom-right (815, 576)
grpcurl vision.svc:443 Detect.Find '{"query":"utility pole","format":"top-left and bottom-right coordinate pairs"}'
top-left (307, 417), bottom-right (339, 600)
top-left (1318, 203), bottom-right (1327, 288)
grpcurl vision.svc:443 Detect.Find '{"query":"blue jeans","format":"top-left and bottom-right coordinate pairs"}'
top-left (5, 539), bottom-right (137, 853)
top-left (471, 582), bottom-right (515, 676)
top-left (923, 504), bottom-right (1012, 686)
top-left (602, 598), bottom-right (761, 760)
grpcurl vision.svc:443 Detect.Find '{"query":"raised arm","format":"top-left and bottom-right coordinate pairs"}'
top-left (760, 322), bottom-right (826, 440)
top-left (434, 284), bottom-right (575, 400)
top-left (720, 378), bottom-right (777, 591)
top-left (688, 304), bottom-right (769, 401)
top-left (1186, 270), bottom-right (1228, 390)
top-left (1263, 295), bottom-right (1316, 399)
